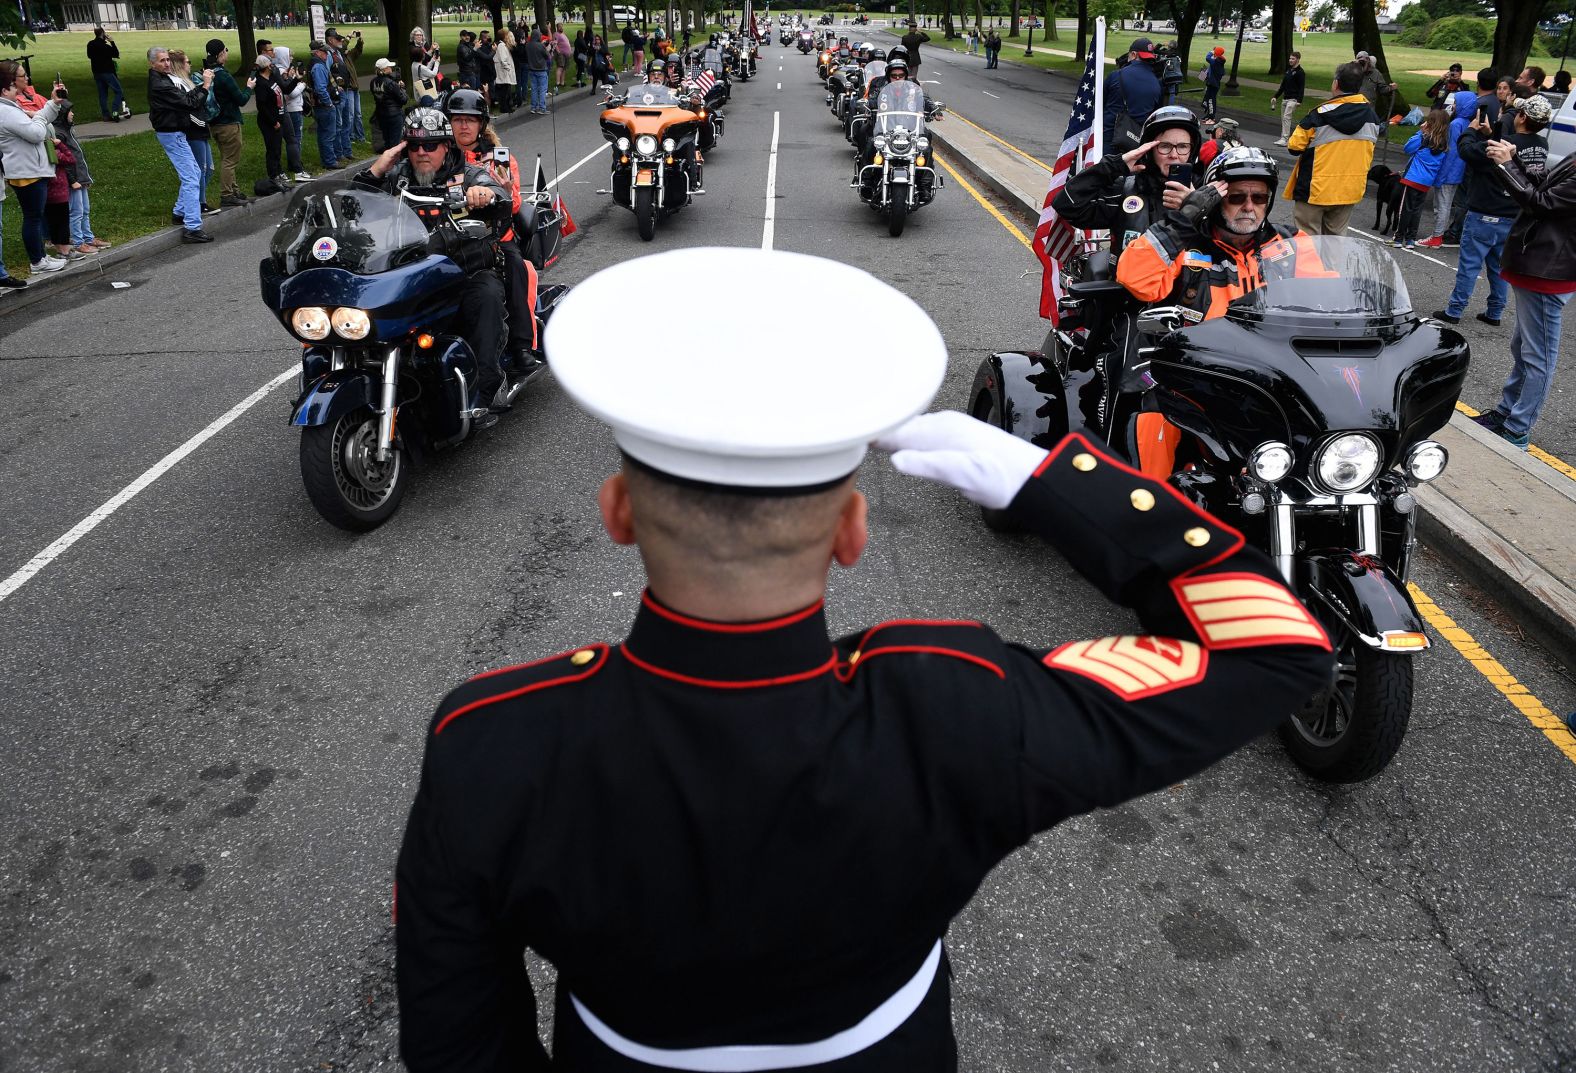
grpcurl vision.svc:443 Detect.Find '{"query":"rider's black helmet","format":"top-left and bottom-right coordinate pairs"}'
top-left (646, 58), bottom-right (665, 79)
top-left (403, 107), bottom-right (455, 145)
top-left (885, 55), bottom-right (909, 78)
top-left (443, 88), bottom-right (489, 131)
top-left (1140, 105), bottom-right (1200, 157)
top-left (1204, 145), bottom-right (1280, 215)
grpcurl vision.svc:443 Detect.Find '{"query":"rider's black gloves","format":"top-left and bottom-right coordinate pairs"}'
top-left (1178, 184), bottom-right (1222, 226)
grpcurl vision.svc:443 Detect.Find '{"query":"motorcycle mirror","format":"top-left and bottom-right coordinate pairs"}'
top-left (1136, 306), bottom-right (1186, 336)
top-left (931, 102), bottom-right (946, 116)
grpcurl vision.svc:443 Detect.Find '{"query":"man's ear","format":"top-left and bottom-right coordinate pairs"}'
top-left (598, 473), bottom-right (637, 546)
top-left (832, 490), bottom-right (868, 569)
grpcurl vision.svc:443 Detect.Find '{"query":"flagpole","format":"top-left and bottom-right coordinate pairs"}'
top-left (1090, 17), bottom-right (1105, 165)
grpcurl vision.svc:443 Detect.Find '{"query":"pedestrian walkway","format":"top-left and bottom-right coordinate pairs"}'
top-left (931, 112), bottom-right (1576, 666)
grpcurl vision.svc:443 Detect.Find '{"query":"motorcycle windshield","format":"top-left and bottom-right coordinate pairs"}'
top-left (627, 84), bottom-right (682, 107)
top-left (1226, 236), bottom-right (1412, 325)
top-left (875, 82), bottom-right (927, 136)
top-left (271, 180), bottom-right (430, 277)
top-left (863, 60), bottom-right (886, 80)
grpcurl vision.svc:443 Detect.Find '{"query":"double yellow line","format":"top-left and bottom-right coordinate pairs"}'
top-left (942, 118), bottom-right (1576, 770)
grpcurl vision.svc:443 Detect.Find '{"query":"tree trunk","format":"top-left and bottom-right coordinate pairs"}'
top-left (942, 0), bottom-right (953, 38)
top-left (972, 0), bottom-right (984, 38)
top-left (1009, 0), bottom-right (1020, 38)
top-left (1490, 0), bottom-right (1541, 78)
top-left (1045, 0), bottom-right (1056, 40)
top-left (1075, 0), bottom-right (1087, 59)
top-left (1164, 0), bottom-right (1206, 66)
top-left (1210, 0), bottom-right (1221, 37)
top-left (1267, 0), bottom-right (1292, 75)
top-left (1349, 0), bottom-right (1406, 113)
top-left (387, 0), bottom-right (431, 75)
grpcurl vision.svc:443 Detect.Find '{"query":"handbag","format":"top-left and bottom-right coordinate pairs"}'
top-left (1109, 69), bottom-right (1143, 152)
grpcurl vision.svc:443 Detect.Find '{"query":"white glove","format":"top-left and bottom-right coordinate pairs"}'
top-left (875, 410), bottom-right (1050, 510)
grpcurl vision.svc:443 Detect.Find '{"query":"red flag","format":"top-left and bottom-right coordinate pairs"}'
top-left (557, 193), bottom-right (576, 237)
top-left (1032, 38), bottom-right (1102, 322)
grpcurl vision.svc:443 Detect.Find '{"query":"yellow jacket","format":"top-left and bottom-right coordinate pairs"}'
top-left (1283, 93), bottom-right (1381, 206)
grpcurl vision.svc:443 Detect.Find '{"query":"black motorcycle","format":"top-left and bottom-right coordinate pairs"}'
top-left (968, 237), bottom-right (1467, 782)
top-left (854, 81), bottom-right (944, 237)
top-left (260, 180), bottom-right (568, 530)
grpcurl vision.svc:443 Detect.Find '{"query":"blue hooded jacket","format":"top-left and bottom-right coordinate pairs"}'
top-left (1439, 88), bottom-right (1476, 185)
top-left (1401, 128), bottom-right (1447, 188)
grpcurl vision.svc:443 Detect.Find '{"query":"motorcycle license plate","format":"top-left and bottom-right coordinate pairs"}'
top-left (891, 168), bottom-right (910, 183)
top-left (635, 170), bottom-right (656, 187)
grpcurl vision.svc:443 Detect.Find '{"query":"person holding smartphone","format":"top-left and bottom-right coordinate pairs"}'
top-left (202, 39), bottom-right (253, 207)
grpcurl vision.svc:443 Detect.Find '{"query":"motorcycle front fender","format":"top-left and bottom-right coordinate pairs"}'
top-left (290, 369), bottom-right (375, 428)
top-left (1298, 550), bottom-right (1430, 653)
top-left (970, 351), bottom-right (1069, 451)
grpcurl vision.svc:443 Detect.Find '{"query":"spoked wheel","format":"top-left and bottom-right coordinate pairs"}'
top-left (1279, 627), bottom-right (1413, 782)
top-left (635, 186), bottom-right (658, 242)
top-left (972, 390), bottom-right (1021, 533)
top-left (299, 406), bottom-right (408, 531)
top-left (887, 196), bottom-right (909, 237)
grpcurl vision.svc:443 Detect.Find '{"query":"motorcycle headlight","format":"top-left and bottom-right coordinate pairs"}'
top-left (1403, 440), bottom-right (1447, 482)
top-left (1249, 441), bottom-right (1293, 483)
top-left (615, 136), bottom-right (631, 151)
top-left (916, 136), bottom-right (930, 149)
top-left (635, 134), bottom-right (659, 156)
top-left (873, 134), bottom-right (887, 149)
top-left (1314, 433), bottom-right (1382, 493)
top-left (662, 137), bottom-right (677, 152)
top-left (291, 306), bottom-right (331, 341)
top-left (331, 307), bottom-right (372, 341)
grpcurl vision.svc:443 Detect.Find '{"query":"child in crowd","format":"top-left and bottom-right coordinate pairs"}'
top-left (53, 100), bottom-right (108, 256)
top-left (1396, 109), bottom-right (1449, 250)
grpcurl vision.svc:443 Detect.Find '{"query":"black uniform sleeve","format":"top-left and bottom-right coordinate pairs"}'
top-left (996, 433), bottom-right (1334, 833)
top-left (396, 737), bottom-right (549, 1072)
top-left (1050, 152), bottom-right (1128, 232)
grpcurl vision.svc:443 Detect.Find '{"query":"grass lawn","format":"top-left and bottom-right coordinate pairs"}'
top-left (1, 113), bottom-right (375, 279)
top-left (926, 24), bottom-right (1503, 142)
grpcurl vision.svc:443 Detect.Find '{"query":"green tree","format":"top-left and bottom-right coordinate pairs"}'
top-left (1489, 0), bottom-right (1545, 74)
top-left (1395, 2), bottom-right (1429, 27)
top-left (1, 1), bottom-right (31, 50)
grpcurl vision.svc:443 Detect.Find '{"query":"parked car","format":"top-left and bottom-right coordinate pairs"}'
top-left (1244, 30), bottom-right (1267, 41)
top-left (1545, 90), bottom-right (1575, 171)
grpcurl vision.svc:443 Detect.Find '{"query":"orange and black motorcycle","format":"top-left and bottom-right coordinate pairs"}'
top-left (599, 83), bottom-right (705, 241)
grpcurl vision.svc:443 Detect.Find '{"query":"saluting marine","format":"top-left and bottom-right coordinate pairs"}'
top-left (395, 248), bottom-right (1334, 1072)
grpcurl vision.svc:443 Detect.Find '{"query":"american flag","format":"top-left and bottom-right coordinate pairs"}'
top-left (692, 68), bottom-right (716, 96)
top-left (1033, 31), bottom-right (1104, 322)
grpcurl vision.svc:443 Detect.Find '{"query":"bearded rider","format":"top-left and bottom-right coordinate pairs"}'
top-left (355, 107), bottom-right (513, 428)
top-left (445, 89), bottom-right (543, 372)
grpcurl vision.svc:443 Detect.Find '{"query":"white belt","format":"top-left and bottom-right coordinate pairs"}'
top-left (569, 939), bottom-right (942, 1072)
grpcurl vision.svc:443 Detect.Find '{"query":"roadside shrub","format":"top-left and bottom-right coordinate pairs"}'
top-left (1395, 21), bottom-right (1433, 44)
top-left (1425, 14), bottom-right (1493, 50)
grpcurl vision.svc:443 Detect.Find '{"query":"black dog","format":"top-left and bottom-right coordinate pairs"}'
top-left (1368, 164), bottom-right (1404, 235)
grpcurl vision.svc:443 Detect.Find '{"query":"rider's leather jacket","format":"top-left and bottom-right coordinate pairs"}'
top-left (354, 150), bottom-right (509, 232)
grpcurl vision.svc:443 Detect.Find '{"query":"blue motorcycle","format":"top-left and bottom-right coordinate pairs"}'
top-left (260, 179), bottom-right (567, 531)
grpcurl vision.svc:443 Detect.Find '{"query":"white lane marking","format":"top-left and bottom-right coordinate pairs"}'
top-left (922, 79), bottom-right (941, 84)
top-left (982, 90), bottom-right (1001, 98)
top-left (1348, 226), bottom-right (1452, 269)
top-left (777, 82), bottom-right (782, 89)
top-left (0, 366), bottom-right (300, 605)
top-left (546, 142), bottom-right (608, 189)
top-left (762, 110), bottom-right (781, 250)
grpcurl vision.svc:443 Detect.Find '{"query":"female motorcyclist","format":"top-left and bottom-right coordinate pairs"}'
top-left (445, 89), bottom-right (541, 370)
top-left (1050, 104), bottom-right (1200, 258)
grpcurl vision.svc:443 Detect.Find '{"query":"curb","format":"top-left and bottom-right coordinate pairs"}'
top-left (933, 120), bottom-right (1576, 671)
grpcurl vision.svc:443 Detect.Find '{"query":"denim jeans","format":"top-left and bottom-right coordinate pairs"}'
top-left (11, 179), bottom-right (49, 262)
top-left (93, 70), bottom-right (125, 117)
top-left (156, 130), bottom-right (203, 230)
top-left (0, 194), bottom-right (8, 278)
top-left (1445, 211), bottom-right (1512, 320)
top-left (315, 100), bottom-right (340, 167)
top-left (68, 186), bottom-right (95, 246)
top-left (187, 136), bottom-right (213, 202)
top-left (282, 109), bottom-right (305, 172)
top-left (335, 93), bottom-right (354, 160)
top-left (1430, 183), bottom-right (1456, 238)
top-left (1396, 185), bottom-right (1428, 244)
top-left (529, 69), bottom-right (549, 110)
top-left (1499, 287), bottom-right (1572, 438)
top-left (346, 89), bottom-right (365, 142)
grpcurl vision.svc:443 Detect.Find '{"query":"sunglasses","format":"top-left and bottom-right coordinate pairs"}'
top-left (1225, 192), bottom-right (1270, 206)
top-left (406, 141), bottom-right (447, 152)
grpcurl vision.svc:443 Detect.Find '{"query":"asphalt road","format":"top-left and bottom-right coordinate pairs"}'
top-left (2, 44), bottom-right (1575, 1073)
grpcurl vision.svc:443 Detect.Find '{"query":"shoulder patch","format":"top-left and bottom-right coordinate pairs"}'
top-left (840, 619), bottom-right (1004, 680)
top-left (1172, 573), bottom-right (1330, 650)
top-left (1045, 636), bottom-right (1206, 699)
top-left (433, 643), bottom-right (611, 735)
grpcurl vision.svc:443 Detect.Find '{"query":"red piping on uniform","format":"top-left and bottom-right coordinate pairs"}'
top-left (434, 644), bottom-right (610, 734)
top-left (848, 619), bottom-right (984, 653)
top-left (620, 644), bottom-right (838, 689)
top-left (470, 645), bottom-right (605, 682)
top-left (641, 591), bottom-right (825, 634)
top-left (849, 645), bottom-right (1006, 679)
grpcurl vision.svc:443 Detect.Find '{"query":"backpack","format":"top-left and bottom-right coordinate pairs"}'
top-left (201, 79), bottom-right (221, 121)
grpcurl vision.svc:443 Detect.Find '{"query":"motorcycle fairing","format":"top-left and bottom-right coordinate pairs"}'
top-left (1298, 550), bottom-right (1429, 652)
top-left (260, 255), bottom-right (468, 340)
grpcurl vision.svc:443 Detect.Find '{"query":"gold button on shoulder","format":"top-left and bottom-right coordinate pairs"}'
top-left (570, 649), bottom-right (597, 666)
top-left (1130, 489), bottom-right (1156, 512)
top-left (1183, 527), bottom-right (1211, 547)
top-left (1072, 453), bottom-right (1097, 472)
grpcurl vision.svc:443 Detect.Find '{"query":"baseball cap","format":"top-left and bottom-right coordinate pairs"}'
top-left (1519, 94), bottom-right (1552, 124)
top-left (1129, 37), bottom-right (1155, 57)
top-left (374, 57), bottom-right (396, 70)
top-left (546, 249), bottom-right (946, 490)
top-left (309, 39), bottom-right (328, 51)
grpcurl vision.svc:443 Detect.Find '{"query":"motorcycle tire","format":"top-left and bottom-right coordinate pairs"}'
top-left (635, 185), bottom-right (658, 242)
top-left (887, 197), bottom-right (908, 238)
top-left (1279, 635), bottom-right (1412, 783)
top-left (299, 406), bottom-right (409, 532)
top-left (972, 389), bottom-right (1023, 533)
